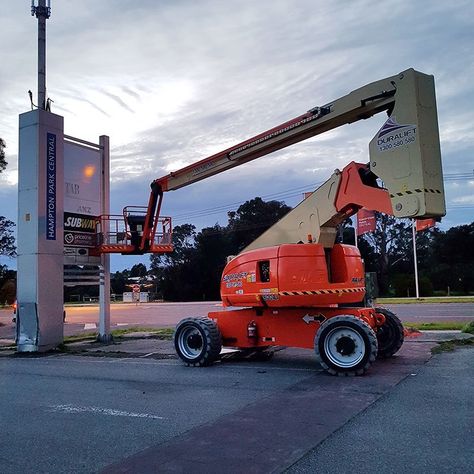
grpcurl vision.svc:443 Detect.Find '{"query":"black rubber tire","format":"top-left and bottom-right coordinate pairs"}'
top-left (315, 315), bottom-right (378, 376)
top-left (375, 307), bottom-right (404, 358)
top-left (174, 317), bottom-right (222, 367)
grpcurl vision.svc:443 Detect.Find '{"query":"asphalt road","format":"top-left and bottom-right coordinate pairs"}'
top-left (383, 303), bottom-right (474, 323)
top-left (2, 338), bottom-right (462, 473)
top-left (0, 342), bottom-right (472, 473)
top-left (1, 301), bottom-right (473, 341)
top-left (287, 346), bottom-right (474, 473)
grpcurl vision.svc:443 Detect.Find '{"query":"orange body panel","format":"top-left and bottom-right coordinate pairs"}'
top-left (220, 243), bottom-right (365, 308)
top-left (209, 306), bottom-right (379, 349)
top-left (335, 162), bottom-right (393, 215)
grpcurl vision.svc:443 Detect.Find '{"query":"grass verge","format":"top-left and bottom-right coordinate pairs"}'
top-left (461, 321), bottom-right (474, 334)
top-left (404, 321), bottom-right (467, 331)
top-left (377, 296), bottom-right (474, 304)
top-left (63, 326), bottom-right (174, 344)
top-left (431, 338), bottom-right (474, 354)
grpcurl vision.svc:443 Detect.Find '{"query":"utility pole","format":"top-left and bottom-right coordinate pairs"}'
top-left (31, 0), bottom-right (51, 110)
top-left (412, 220), bottom-right (420, 299)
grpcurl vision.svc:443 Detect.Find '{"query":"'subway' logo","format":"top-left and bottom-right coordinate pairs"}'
top-left (64, 212), bottom-right (96, 233)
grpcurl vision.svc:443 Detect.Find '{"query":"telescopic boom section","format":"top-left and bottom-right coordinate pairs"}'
top-left (134, 68), bottom-right (445, 254)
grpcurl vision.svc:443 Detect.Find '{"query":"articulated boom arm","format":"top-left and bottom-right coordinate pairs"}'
top-left (139, 68), bottom-right (444, 253)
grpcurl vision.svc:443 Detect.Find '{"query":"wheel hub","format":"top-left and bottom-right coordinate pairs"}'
top-left (187, 334), bottom-right (203, 350)
top-left (177, 326), bottom-right (205, 359)
top-left (335, 336), bottom-right (356, 355)
top-left (323, 325), bottom-right (366, 368)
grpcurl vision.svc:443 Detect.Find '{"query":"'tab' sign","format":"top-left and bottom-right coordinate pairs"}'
top-left (46, 133), bottom-right (57, 240)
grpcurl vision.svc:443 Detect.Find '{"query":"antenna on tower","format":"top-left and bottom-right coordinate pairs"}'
top-left (31, 0), bottom-right (51, 110)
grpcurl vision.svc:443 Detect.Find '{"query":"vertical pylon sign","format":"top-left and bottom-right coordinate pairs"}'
top-left (17, 0), bottom-right (64, 351)
top-left (17, 110), bottom-right (65, 351)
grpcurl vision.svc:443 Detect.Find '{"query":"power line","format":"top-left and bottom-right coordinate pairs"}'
top-left (172, 172), bottom-right (473, 223)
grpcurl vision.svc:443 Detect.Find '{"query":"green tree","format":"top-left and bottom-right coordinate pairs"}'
top-left (339, 217), bottom-right (356, 245)
top-left (193, 224), bottom-right (233, 300)
top-left (358, 213), bottom-right (413, 295)
top-left (0, 139), bottom-right (16, 258)
top-left (429, 223), bottom-right (474, 294)
top-left (0, 138), bottom-right (6, 173)
top-left (130, 263), bottom-right (147, 278)
top-left (150, 198), bottom-right (292, 301)
top-left (0, 266), bottom-right (16, 305)
top-left (150, 223), bottom-right (196, 272)
top-left (227, 197), bottom-right (291, 252)
top-left (0, 217), bottom-right (16, 257)
top-left (110, 270), bottom-right (130, 295)
top-left (150, 224), bottom-right (198, 301)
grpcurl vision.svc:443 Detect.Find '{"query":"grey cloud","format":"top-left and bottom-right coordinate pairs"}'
top-left (100, 89), bottom-right (135, 114)
top-left (1, 0), bottom-right (473, 243)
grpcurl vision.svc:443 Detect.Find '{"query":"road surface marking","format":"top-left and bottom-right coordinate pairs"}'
top-left (140, 352), bottom-right (158, 358)
top-left (84, 323), bottom-right (96, 330)
top-left (49, 404), bottom-right (164, 419)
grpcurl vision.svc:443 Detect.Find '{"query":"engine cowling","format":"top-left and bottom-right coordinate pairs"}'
top-left (220, 243), bottom-right (366, 308)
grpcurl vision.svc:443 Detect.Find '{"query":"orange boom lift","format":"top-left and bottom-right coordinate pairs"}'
top-left (98, 69), bottom-right (445, 375)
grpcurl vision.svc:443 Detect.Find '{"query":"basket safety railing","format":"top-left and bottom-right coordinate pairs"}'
top-left (95, 207), bottom-right (173, 254)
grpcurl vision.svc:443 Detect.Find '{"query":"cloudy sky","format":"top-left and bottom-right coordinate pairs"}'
top-left (1, 0), bottom-right (473, 271)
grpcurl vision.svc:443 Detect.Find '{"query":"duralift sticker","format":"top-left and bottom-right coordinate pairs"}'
top-left (46, 133), bottom-right (56, 240)
top-left (376, 117), bottom-right (416, 153)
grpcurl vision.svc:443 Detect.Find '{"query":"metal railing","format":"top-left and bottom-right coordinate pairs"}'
top-left (96, 208), bottom-right (173, 253)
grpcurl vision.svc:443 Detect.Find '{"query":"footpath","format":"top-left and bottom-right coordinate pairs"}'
top-left (0, 331), bottom-right (474, 359)
top-left (1, 328), bottom-right (473, 358)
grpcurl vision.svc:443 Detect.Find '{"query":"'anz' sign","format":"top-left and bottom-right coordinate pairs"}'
top-left (46, 133), bottom-right (56, 240)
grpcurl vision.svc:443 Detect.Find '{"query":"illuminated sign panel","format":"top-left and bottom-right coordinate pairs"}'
top-left (64, 142), bottom-right (101, 251)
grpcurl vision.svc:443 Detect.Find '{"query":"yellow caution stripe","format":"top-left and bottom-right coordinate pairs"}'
top-left (280, 287), bottom-right (364, 296)
top-left (390, 188), bottom-right (442, 198)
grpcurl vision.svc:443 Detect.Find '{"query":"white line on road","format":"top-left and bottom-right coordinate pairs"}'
top-left (140, 352), bottom-right (158, 358)
top-left (84, 323), bottom-right (96, 330)
top-left (49, 404), bottom-right (164, 420)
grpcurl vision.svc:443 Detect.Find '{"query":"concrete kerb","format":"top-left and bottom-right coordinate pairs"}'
top-left (1, 330), bottom-right (473, 358)
top-left (62, 333), bottom-right (177, 359)
top-left (62, 330), bottom-right (474, 359)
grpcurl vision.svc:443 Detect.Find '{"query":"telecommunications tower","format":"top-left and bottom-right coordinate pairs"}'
top-left (31, 0), bottom-right (51, 110)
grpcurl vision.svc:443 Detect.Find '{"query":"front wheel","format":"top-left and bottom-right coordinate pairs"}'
top-left (315, 315), bottom-right (378, 376)
top-left (174, 317), bottom-right (222, 366)
top-left (375, 308), bottom-right (404, 358)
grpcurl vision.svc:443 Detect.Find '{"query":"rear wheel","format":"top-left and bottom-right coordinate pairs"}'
top-left (375, 308), bottom-right (404, 358)
top-left (315, 315), bottom-right (378, 376)
top-left (174, 317), bottom-right (222, 366)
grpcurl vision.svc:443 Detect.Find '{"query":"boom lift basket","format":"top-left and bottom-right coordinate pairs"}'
top-left (95, 206), bottom-right (173, 255)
